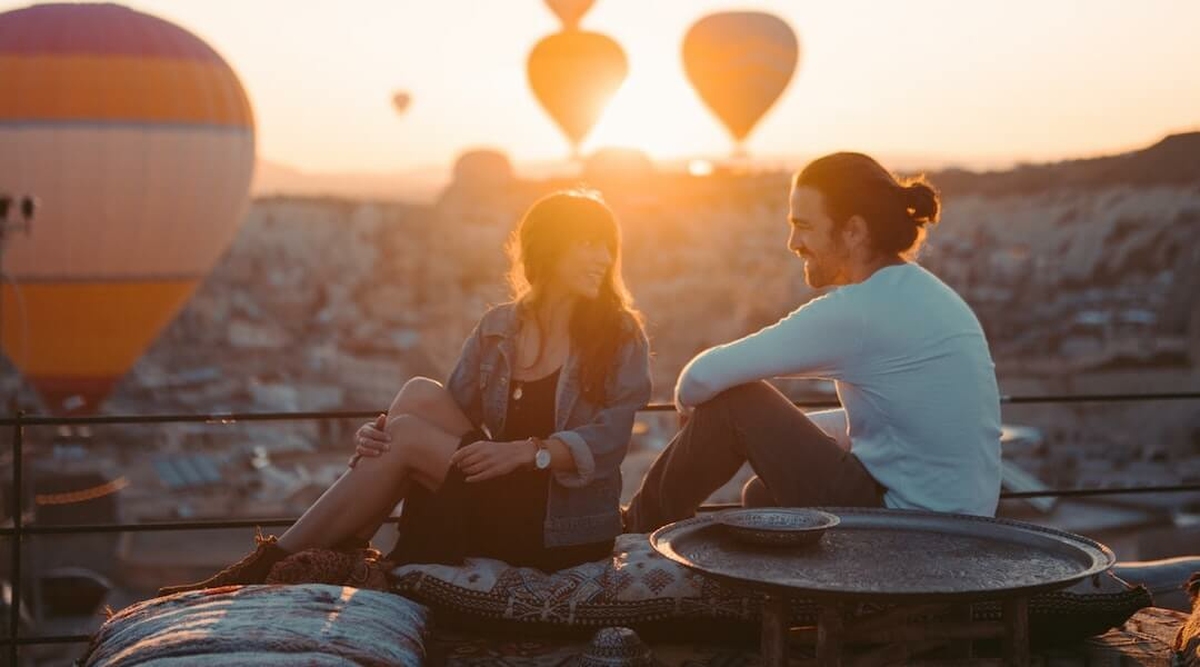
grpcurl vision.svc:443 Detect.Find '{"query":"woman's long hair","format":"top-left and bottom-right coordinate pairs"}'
top-left (506, 189), bottom-right (643, 402)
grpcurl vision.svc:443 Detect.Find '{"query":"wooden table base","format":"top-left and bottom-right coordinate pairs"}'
top-left (760, 597), bottom-right (1031, 667)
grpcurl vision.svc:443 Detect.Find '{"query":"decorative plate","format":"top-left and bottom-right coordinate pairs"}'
top-left (716, 508), bottom-right (840, 547)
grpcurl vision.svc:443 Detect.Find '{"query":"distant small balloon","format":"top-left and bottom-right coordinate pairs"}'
top-left (527, 31), bottom-right (628, 155)
top-left (391, 91), bottom-right (411, 114)
top-left (544, 0), bottom-right (594, 29)
top-left (683, 12), bottom-right (800, 146)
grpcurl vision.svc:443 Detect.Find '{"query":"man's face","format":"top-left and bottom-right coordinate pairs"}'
top-left (788, 185), bottom-right (851, 288)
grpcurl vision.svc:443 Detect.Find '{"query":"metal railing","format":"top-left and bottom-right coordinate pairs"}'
top-left (3, 390), bottom-right (1200, 662)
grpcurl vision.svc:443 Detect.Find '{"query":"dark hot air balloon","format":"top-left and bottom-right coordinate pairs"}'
top-left (544, 0), bottom-right (595, 29)
top-left (391, 91), bottom-right (411, 114)
top-left (527, 31), bottom-right (628, 158)
top-left (683, 12), bottom-right (799, 151)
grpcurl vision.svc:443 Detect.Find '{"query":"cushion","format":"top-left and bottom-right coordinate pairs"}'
top-left (81, 584), bottom-right (429, 666)
top-left (390, 533), bottom-right (1151, 645)
top-left (1173, 573), bottom-right (1200, 666)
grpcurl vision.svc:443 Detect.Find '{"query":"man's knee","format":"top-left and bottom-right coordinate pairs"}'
top-left (389, 377), bottom-right (446, 415)
top-left (741, 476), bottom-right (776, 508)
top-left (695, 381), bottom-right (775, 418)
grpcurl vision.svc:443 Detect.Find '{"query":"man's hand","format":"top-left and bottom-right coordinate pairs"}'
top-left (674, 394), bottom-right (693, 427)
top-left (450, 440), bottom-right (536, 482)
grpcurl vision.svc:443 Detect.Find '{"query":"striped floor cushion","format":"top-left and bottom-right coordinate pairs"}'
top-left (82, 584), bottom-right (429, 666)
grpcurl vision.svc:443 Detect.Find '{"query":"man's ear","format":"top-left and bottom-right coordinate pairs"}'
top-left (842, 214), bottom-right (869, 249)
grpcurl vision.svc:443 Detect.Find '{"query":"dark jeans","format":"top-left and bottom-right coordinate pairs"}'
top-left (624, 381), bottom-right (885, 533)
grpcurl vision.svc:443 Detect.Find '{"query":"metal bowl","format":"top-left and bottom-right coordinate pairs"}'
top-left (716, 508), bottom-right (840, 547)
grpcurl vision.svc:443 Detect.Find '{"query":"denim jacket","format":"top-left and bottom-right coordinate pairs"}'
top-left (446, 302), bottom-right (652, 547)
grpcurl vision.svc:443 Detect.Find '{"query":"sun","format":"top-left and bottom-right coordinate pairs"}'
top-left (582, 73), bottom-right (724, 160)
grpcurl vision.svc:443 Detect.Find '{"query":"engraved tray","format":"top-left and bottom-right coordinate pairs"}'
top-left (650, 507), bottom-right (1115, 603)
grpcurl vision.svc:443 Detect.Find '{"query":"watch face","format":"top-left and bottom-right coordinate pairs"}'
top-left (535, 448), bottom-right (552, 470)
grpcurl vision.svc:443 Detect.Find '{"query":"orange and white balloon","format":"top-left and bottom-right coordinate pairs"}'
top-left (0, 3), bottom-right (256, 413)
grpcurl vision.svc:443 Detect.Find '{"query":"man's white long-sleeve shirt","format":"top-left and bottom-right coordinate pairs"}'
top-left (676, 263), bottom-right (1002, 516)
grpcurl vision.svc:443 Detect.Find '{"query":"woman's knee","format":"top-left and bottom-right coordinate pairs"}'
top-left (359, 414), bottom-right (432, 474)
top-left (388, 377), bottom-right (448, 416)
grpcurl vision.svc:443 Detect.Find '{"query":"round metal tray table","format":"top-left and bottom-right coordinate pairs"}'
top-left (651, 508), bottom-right (1115, 666)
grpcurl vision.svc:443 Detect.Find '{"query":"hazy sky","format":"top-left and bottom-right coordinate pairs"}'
top-left (12, 0), bottom-right (1199, 173)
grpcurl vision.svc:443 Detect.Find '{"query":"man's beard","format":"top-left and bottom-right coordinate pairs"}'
top-left (803, 255), bottom-right (839, 288)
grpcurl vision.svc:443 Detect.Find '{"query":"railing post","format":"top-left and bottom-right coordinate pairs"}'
top-left (9, 409), bottom-right (23, 666)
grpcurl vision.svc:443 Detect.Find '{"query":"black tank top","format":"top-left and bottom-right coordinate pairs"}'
top-left (390, 368), bottom-right (614, 571)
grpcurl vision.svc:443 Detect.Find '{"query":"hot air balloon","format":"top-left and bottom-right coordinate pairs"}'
top-left (391, 91), bottom-right (411, 115)
top-left (682, 12), bottom-right (800, 151)
top-left (544, 0), bottom-right (595, 30)
top-left (452, 149), bottom-right (514, 191)
top-left (0, 4), bottom-right (255, 414)
top-left (527, 31), bottom-right (628, 158)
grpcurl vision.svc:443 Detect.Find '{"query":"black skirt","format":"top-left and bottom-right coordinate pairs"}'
top-left (388, 368), bottom-right (613, 572)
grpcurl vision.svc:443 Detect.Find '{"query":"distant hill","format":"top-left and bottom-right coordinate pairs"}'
top-left (929, 133), bottom-right (1200, 197)
top-left (252, 159), bottom-right (448, 203)
top-left (252, 132), bottom-right (1200, 203)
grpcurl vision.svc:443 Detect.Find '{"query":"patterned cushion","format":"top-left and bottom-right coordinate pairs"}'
top-left (82, 584), bottom-right (429, 666)
top-left (390, 533), bottom-right (1150, 644)
top-left (1173, 573), bottom-right (1200, 666)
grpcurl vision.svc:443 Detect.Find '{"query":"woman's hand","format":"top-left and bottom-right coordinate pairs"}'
top-left (348, 414), bottom-right (390, 468)
top-left (450, 439), bottom-right (535, 482)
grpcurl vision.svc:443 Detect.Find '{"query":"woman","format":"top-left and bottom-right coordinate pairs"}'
top-left (160, 189), bottom-right (651, 595)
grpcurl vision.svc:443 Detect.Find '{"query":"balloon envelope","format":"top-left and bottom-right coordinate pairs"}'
top-left (0, 3), bottom-right (256, 413)
top-left (452, 149), bottom-right (514, 190)
top-left (392, 91), bottom-right (411, 114)
top-left (544, 0), bottom-right (594, 29)
top-left (682, 12), bottom-right (799, 144)
top-left (527, 31), bottom-right (628, 152)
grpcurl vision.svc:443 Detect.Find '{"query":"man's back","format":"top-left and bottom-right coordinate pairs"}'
top-left (675, 262), bottom-right (1002, 516)
top-left (832, 263), bottom-right (1002, 515)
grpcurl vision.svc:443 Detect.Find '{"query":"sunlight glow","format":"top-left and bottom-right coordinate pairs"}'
top-left (584, 77), bottom-right (712, 159)
top-left (687, 159), bottom-right (714, 177)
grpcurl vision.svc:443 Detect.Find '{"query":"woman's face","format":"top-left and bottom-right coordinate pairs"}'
top-left (550, 238), bottom-right (613, 300)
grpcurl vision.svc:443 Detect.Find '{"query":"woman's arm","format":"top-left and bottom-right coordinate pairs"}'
top-left (549, 325), bottom-right (653, 488)
top-left (449, 435), bottom-right (575, 483)
top-left (445, 318), bottom-right (485, 426)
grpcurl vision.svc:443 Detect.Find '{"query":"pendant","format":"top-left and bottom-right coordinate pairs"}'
top-left (512, 384), bottom-right (523, 401)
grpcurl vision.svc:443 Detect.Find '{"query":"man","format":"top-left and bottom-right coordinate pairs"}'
top-left (624, 152), bottom-right (1002, 533)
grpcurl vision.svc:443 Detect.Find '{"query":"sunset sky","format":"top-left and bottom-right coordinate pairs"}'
top-left (9, 0), bottom-right (1198, 174)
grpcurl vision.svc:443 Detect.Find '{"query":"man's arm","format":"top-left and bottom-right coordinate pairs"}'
top-left (675, 291), bottom-right (863, 412)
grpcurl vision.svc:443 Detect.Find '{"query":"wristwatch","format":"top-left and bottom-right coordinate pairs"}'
top-left (531, 437), bottom-right (552, 470)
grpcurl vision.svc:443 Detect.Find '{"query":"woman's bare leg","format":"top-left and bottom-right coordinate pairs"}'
top-left (276, 378), bottom-right (473, 552)
top-left (345, 379), bottom-right (476, 542)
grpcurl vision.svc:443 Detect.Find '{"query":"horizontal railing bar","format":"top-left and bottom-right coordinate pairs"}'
top-left (999, 483), bottom-right (1200, 499)
top-left (2, 392), bottom-right (1199, 426)
top-left (0, 516), bottom-right (402, 537)
top-left (0, 409), bottom-right (381, 426)
top-left (4, 482), bottom-right (1200, 538)
top-left (1000, 391), bottom-right (1200, 404)
top-left (0, 633), bottom-right (90, 646)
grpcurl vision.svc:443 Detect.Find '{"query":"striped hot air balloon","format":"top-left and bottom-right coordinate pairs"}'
top-left (0, 3), bottom-right (256, 414)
